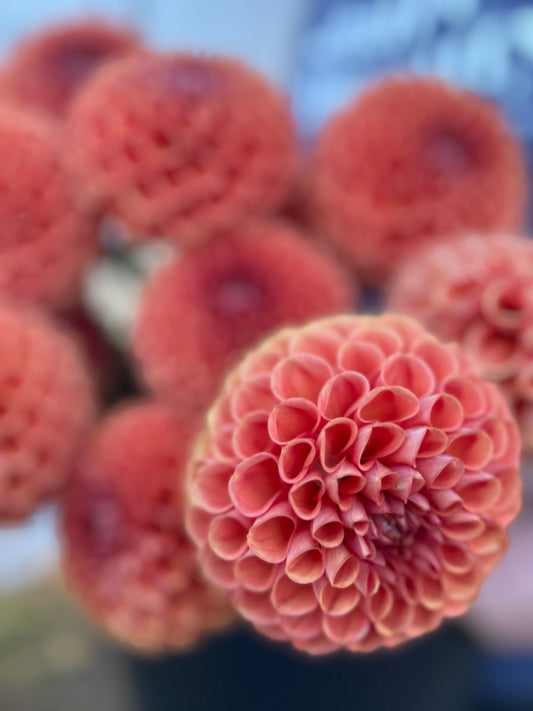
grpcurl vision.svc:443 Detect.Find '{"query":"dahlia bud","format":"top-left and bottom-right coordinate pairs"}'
top-left (0, 302), bottom-right (94, 522)
top-left (133, 221), bottom-right (356, 412)
top-left (1, 19), bottom-right (140, 117)
top-left (0, 105), bottom-right (98, 308)
top-left (188, 314), bottom-right (521, 654)
top-left (68, 52), bottom-right (297, 244)
top-left (310, 77), bottom-right (526, 283)
top-left (389, 232), bottom-right (533, 451)
top-left (61, 401), bottom-right (234, 652)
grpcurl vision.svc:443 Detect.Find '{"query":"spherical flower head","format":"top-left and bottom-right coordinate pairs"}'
top-left (133, 221), bottom-right (356, 412)
top-left (1, 19), bottom-right (140, 118)
top-left (68, 52), bottom-right (297, 245)
top-left (389, 232), bottom-right (533, 451)
top-left (61, 401), bottom-right (234, 652)
top-left (0, 105), bottom-right (98, 309)
top-left (0, 301), bottom-right (94, 522)
top-left (311, 76), bottom-right (527, 283)
top-left (187, 314), bottom-right (521, 655)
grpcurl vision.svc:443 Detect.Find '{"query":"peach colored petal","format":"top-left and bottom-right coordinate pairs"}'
top-left (184, 506), bottom-right (211, 546)
top-left (268, 398), bottom-right (320, 444)
top-left (278, 438), bottom-right (315, 484)
top-left (440, 512), bottom-right (486, 541)
top-left (323, 607), bottom-right (370, 644)
top-left (247, 502), bottom-right (296, 563)
top-left (352, 423), bottom-right (405, 470)
top-left (456, 472), bottom-right (502, 513)
top-left (317, 372), bottom-right (369, 420)
top-left (362, 461), bottom-right (399, 506)
top-left (439, 543), bottom-right (474, 574)
top-left (290, 328), bottom-right (344, 367)
top-left (337, 340), bottom-right (383, 380)
top-left (234, 553), bottom-right (278, 592)
top-left (325, 545), bottom-right (360, 588)
top-left (285, 530), bottom-right (325, 584)
top-left (235, 589), bottom-right (278, 625)
top-left (381, 353), bottom-right (435, 398)
top-left (317, 417), bottom-right (358, 472)
top-left (417, 455), bottom-right (465, 489)
top-left (443, 376), bottom-right (488, 417)
top-left (411, 338), bottom-right (458, 381)
top-left (232, 411), bottom-right (272, 459)
top-left (231, 374), bottom-right (279, 420)
top-left (208, 511), bottom-right (250, 560)
top-left (447, 430), bottom-right (494, 470)
top-left (409, 393), bottom-right (464, 431)
top-left (311, 500), bottom-right (345, 548)
top-left (199, 547), bottom-right (238, 589)
top-left (340, 497), bottom-right (369, 534)
top-left (365, 582), bottom-right (394, 622)
top-left (353, 325), bottom-right (403, 357)
top-left (229, 453), bottom-right (281, 516)
top-left (415, 574), bottom-right (446, 610)
top-left (358, 386), bottom-right (420, 423)
top-left (280, 608), bottom-right (324, 640)
top-left (288, 470), bottom-right (326, 520)
top-left (271, 575), bottom-right (318, 615)
top-left (271, 354), bottom-right (333, 402)
top-left (443, 568), bottom-right (482, 602)
top-left (385, 426), bottom-right (447, 464)
top-left (427, 489), bottom-right (463, 516)
top-left (191, 460), bottom-right (234, 513)
top-left (314, 578), bottom-right (360, 616)
top-left (375, 596), bottom-right (414, 636)
top-left (325, 462), bottom-right (366, 511)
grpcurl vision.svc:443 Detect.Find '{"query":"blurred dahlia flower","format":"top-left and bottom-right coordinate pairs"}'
top-left (1, 19), bottom-right (140, 118)
top-left (68, 52), bottom-right (297, 245)
top-left (389, 232), bottom-right (533, 450)
top-left (187, 314), bottom-right (521, 654)
top-left (0, 105), bottom-right (98, 309)
top-left (0, 302), bottom-right (94, 522)
top-left (61, 401), bottom-right (233, 652)
top-left (310, 77), bottom-right (526, 283)
top-left (133, 221), bottom-right (356, 411)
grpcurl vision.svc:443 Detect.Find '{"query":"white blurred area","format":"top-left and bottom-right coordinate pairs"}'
top-left (0, 0), bottom-right (307, 592)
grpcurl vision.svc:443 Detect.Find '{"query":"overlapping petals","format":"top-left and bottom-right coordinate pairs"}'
top-left (310, 77), bottom-right (526, 282)
top-left (188, 315), bottom-right (521, 654)
top-left (389, 233), bottom-right (533, 450)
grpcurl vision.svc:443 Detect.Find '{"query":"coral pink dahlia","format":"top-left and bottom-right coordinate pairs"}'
top-left (187, 314), bottom-right (521, 654)
top-left (1, 19), bottom-right (140, 118)
top-left (311, 77), bottom-right (526, 283)
top-left (134, 221), bottom-right (355, 412)
top-left (0, 302), bottom-right (94, 522)
top-left (68, 52), bottom-right (296, 245)
top-left (389, 232), bottom-right (533, 451)
top-left (61, 401), bottom-right (233, 652)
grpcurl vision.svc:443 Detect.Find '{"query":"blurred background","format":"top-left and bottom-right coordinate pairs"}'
top-left (2, 1), bottom-right (533, 709)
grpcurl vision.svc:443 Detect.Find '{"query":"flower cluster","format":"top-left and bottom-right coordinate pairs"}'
top-left (188, 315), bottom-right (521, 654)
top-left (61, 402), bottom-right (233, 652)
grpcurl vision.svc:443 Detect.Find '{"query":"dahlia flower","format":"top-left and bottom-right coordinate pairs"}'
top-left (311, 77), bottom-right (526, 283)
top-left (134, 221), bottom-right (355, 411)
top-left (389, 232), bottom-right (533, 450)
top-left (0, 302), bottom-right (94, 522)
top-left (187, 314), bottom-right (521, 654)
top-left (0, 105), bottom-right (98, 309)
top-left (68, 52), bottom-right (297, 244)
top-left (1, 19), bottom-right (140, 117)
top-left (61, 401), bottom-right (233, 652)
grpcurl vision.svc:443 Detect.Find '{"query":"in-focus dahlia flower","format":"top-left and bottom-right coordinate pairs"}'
top-left (134, 221), bottom-right (356, 411)
top-left (389, 232), bottom-right (533, 451)
top-left (0, 302), bottom-right (94, 522)
top-left (311, 77), bottom-right (526, 283)
top-left (0, 105), bottom-right (98, 309)
top-left (68, 52), bottom-right (297, 244)
top-left (187, 314), bottom-right (521, 654)
top-left (1, 19), bottom-right (140, 117)
top-left (61, 401), bottom-right (233, 652)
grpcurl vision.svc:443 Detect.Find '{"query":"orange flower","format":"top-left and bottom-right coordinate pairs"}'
top-left (1, 19), bottom-right (140, 117)
top-left (389, 232), bottom-right (533, 451)
top-left (0, 302), bottom-right (94, 522)
top-left (68, 52), bottom-right (297, 245)
top-left (311, 77), bottom-right (526, 283)
top-left (188, 314), bottom-right (521, 654)
top-left (0, 106), bottom-right (98, 308)
top-left (133, 221), bottom-right (356, 412)
top-left (61, 401), bottom-right (233, 652)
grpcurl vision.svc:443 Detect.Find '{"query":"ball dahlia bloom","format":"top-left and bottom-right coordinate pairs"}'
top-left (187, 314), bottom-right (521, 654)
top-left (0, 105), bottom-right (98, 309)
top-left (0, 302), bottom-right (94, 522)
top-left (68, 52), bottom-right (297, 245)
top-left (61, 401), bottom-right (233, 652)
top-left (389, 232), bottom-right (533, 451)
top-left (1, 19), bottom-right (140, 118)
top-left (310, 77), bottom-right (526, 283)
top-left (134, 221), bottom-right (356, 412)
